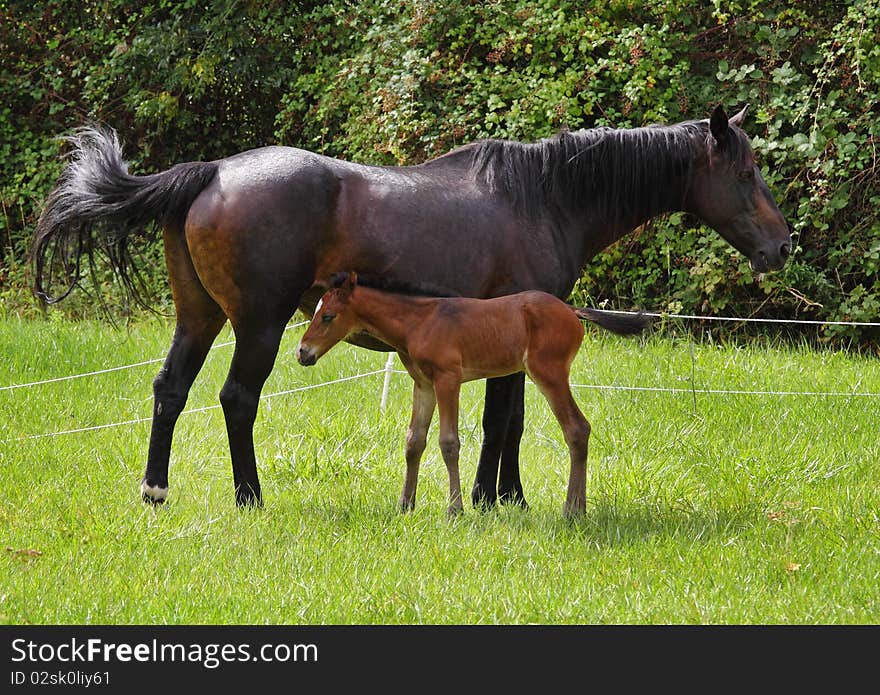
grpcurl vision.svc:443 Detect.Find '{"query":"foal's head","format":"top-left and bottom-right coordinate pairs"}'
top-left (297, 272), bottom-right (359, 366)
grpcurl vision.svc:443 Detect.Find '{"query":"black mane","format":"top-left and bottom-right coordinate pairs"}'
top-left (468, 120), bottom-right (751, 224)
top-left (331, 272), bottom-right (460, 297)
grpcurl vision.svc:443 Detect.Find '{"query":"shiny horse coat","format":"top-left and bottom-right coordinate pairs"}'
top-left (32, 105), bottom-right (789, 507)
top-left (298, 272), bottom-right (650, 516)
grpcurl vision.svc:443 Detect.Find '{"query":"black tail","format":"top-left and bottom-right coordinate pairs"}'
top-left (573, 307), bottom-right (651, 336)
top-left (31, 126), bottom-right (218, 306)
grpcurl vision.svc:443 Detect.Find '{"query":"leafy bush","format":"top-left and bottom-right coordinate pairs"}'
top-left (2, 0), bottom-right (878, 345)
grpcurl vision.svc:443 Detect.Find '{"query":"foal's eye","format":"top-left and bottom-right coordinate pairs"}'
top-left (738, 168), bottom-right (755, 182)
top-left (321, 313), bottom-right (335, 324)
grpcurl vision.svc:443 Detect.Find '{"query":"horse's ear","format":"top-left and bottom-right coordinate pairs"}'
top-left (710, 104), bottom-right (730, 148)
top-left (729, 103), bottom-right (750, 128)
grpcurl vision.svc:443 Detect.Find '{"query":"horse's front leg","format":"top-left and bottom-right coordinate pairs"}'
top-left (434, 374), bottom-right (463, 517)
top-left (472, 373), bottom-right (528, 509)
top-left (498, 372), bottom-right (527, 507)
top-left (401, 380), bottom-right (436, 512)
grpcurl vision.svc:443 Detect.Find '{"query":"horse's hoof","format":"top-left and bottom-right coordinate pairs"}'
top-left (446, 505), bottom-right (464, 519)
top-left (141, 479), bottom-right (168, 504)
top-left (471, 483), bottom-right (497, 510)
top-left (235, 489), bottom-right (263, 508)
top-left (498, 486), bottom-right (529, 510)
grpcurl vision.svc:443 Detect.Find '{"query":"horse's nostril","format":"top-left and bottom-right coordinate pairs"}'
top-left (780, 242), bottom-right (791, 260)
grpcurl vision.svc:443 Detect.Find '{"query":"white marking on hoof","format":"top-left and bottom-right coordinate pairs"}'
top-left (141, 480), bottom-right (168, 503)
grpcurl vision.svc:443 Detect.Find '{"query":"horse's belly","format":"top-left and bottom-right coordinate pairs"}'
top-left (457, 338), bottom-right (526, 382)
top-left (460, 363), bottom-right (524, 383)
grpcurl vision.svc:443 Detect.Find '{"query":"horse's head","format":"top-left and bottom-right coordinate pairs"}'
top-left (686, 105), bottom-right (791, 273)
top-left (297, 271), bottom-right (358, 366)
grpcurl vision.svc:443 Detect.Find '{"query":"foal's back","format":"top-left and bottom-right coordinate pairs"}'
top-left (407, 291), bottom-right (584, 382)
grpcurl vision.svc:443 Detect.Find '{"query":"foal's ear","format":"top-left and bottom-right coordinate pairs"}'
top-left (338, 270), bottom-right (357, 297)
top-left (328, 272), bottom-right (348, 289)
top-left (709, 104), bottom-right (730, 148)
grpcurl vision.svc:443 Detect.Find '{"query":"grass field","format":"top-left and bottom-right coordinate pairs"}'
top-left (1, 315), bottom-right (878, 624)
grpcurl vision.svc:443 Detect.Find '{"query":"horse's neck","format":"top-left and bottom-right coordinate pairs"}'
top-left (350, 288), bottom-right (432, 352)
top-left (563, 126), bottom-right (700, 264)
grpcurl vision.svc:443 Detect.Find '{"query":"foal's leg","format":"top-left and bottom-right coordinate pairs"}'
top-left (434, 374), bottom-right (464, 517)
top-left (219, 318), bottom-right (290, 506)
top-left (472, 374), bottom-right (527, 508)
top-left (530, 367), bottom-right (591, 518)
top-left (142, 227), bottom-right (226, 503)
top-left (400, 381), bottom-right (436, 512)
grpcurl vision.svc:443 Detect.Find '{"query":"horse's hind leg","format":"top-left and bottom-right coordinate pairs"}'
top-left (142, 318), bottom-right (224, 502)
top-left (219, 317), bottom-right (292, 507)
top-left (529, 366), bottom-right (591, 518)
top-left (142, 229), bottom-right (226, 503)
top-left (434, 373), bottom-right (464, 517)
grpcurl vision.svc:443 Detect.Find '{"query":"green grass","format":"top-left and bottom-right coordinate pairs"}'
top-left (1, 315), bottom-right (878, 624)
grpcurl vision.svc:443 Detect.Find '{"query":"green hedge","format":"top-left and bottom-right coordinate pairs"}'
top-left (2, 1), bottom-right (878, 344)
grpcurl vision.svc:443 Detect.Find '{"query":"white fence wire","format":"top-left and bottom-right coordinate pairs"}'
top-left (610, 309), bottom-right (880, 327)
top-left (2, 312), bottom-right (877, 394)
top-left (0, 320), bottom-right (308, 393)
top-left (9, 369), bottom-right (388, 442)
top-left (2, 312), bottom-right (878, 442)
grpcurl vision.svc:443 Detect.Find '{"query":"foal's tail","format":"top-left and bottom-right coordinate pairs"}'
top-left (573, 307), bottom-right (651, 336)
top-left (31, 126), bottom-right (218, 307)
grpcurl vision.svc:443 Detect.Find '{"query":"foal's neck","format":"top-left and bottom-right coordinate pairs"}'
top-left (348, 287), bottom-right (434, 353)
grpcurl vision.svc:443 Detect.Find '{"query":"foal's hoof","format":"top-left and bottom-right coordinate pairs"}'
top-left (141, 479), bottom-right (168, 505)
top-left (562, 502), bottom-right (586, 519)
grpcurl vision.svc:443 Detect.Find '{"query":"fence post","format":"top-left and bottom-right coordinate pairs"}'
top-left (380, 353), bottom-right (395, 413)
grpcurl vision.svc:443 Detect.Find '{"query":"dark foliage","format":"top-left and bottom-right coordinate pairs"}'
top-left (2, 1), bottom-right (878, 344)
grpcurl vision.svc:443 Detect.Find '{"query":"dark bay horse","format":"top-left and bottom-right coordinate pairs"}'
top-left (32, 104), bottom-right (790, 507)
top-left (297, 272), bottom-right (650, 517)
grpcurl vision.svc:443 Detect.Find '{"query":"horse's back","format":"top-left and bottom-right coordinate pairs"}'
top-left (410, 291), bottom-right (578, 381)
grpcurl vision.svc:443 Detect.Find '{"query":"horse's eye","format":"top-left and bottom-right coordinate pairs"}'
top-left (321, 313), bottom-right (335, 324)
top-left (738, 168), bottom-right (755, 182)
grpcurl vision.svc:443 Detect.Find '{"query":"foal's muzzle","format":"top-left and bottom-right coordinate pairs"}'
top-left (296, 344), bottom-right (317, 366)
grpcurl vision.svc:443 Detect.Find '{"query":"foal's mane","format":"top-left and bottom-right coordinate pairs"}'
top-left (468, 120), bottom-right (752, 222)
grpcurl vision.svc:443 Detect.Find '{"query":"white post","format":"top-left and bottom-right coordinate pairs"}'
top-left (380, 353), bottom-right (395, 413)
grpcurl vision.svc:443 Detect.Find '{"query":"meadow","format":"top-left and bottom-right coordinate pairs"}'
top-left (1, 316), bottom-right (878, 624)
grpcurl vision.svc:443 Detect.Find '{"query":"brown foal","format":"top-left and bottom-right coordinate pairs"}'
top-left (297, 272), bottom-right (649, 517)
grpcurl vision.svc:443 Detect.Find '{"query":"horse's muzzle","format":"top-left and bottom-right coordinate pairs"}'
top-left (296, 344), bottom-right (317, 366)
top-left (751, 239), bottom-right (791, 273)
